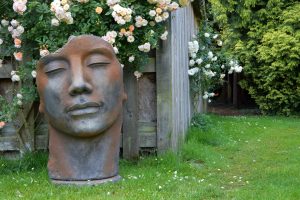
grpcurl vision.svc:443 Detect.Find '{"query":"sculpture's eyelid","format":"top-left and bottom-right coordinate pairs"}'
top-left (44, 65), bottom-right (66, 73)
top-left (88, 62), bottom-right (110, 67)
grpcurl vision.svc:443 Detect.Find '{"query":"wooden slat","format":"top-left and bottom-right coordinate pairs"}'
top-left (156, 27), bottom-right (173, 153)
top-left (156, 5), bottom-right (196, 153)
top-left (139, 132), bottom-right (156, 148)
top-left (140, 58), bottom-right (156, 73)
top-left (122, 69), bottom-right (139, 159)
top-left (0, 63), bottom-right (13, 78)
top-left (35, 134), bottom-right (48, 150)
top-left (0, 136), bottom-right (19, 151)
top-left (138, 121), bottom-right (156, 148)
top-left (16, 102), bottom-right (35, 152)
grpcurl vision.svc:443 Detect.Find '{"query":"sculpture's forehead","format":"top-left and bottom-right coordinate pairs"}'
top-left (56, 35), bottom-right (114, 56)
top-left (38, 35), bottom-right (116, 68)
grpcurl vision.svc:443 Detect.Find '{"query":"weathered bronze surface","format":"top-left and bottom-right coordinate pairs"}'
top-left (36, 35), bottom-right (126, 184)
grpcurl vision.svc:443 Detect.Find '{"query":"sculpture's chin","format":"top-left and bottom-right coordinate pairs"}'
top-left (48, 112), bottom-right (120, 138)
top-left (62, 123), bottom-right (111, 138)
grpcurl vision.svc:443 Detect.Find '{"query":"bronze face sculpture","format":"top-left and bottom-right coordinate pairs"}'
top-left (36, 35), bottom-right (126, 185)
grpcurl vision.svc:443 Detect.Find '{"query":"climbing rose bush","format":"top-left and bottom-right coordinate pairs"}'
top-left (188, 23), bottom-right (242, 108)
top-left (0, 0), bottom-right (183, 122)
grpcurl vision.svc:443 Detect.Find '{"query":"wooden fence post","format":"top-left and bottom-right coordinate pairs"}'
top-left (122, 69), bottom-right (139, 159)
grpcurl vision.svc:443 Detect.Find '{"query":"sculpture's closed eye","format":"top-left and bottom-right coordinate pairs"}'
top-left (88, 62), bottom-right (110, 68)
top-left (45, 67), bottom-right (66, 75)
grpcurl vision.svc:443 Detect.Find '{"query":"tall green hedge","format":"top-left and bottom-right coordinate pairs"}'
top-left (208, 0), bottom-right (300, 115)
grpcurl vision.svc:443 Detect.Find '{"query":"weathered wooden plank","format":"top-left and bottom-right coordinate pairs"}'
top-left (35, 134), bottom-right (48, 150)
top-left (140, 58), bottom-right (156, 73)
top-left (138, 121), bottom-right (156, 148)
top-left (0, 63), bottom-right (13, 78)
top-left (156, 24), bottom-right (173, 153)
top-left (138, 73), bottom-right (156, 122)
top-left (139, 131), bottom-right (156, 148)
top-left (16, 102), bottom-right (35, 152)
top-left (138, 121), bottom-right (156, 132)
top-left (0, 79), bottom-right (14, 102)
top-left (120, 132), bottom-right (156, 148)
top-left (156, 5), bottom-right (196, 153)
top-left (122, 69), bottom-right (139, 159)
top-left (0, 136), bottom-right (19, 151)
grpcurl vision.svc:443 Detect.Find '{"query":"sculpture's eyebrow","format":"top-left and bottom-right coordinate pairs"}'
top-left (86, 47), bottom-right (115, 59)
top-left (39, 55), bottom-right (67, 67)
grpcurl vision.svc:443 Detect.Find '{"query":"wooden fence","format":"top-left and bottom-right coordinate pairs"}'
top-left (0, 4), bottom-right (198, 158)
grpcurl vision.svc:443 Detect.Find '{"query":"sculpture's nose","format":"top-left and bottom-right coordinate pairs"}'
top-left (68, 65), bottom-right (92, 96)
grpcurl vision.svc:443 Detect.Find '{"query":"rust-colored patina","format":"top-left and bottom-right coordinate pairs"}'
top-left (36, 35), bottom-right (126, 185)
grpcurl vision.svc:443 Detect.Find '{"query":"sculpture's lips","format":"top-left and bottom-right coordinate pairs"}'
top-left (66, 102), bottom-right (102, 116)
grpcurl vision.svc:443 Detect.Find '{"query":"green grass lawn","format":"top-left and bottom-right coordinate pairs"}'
top-left (0, 115), bottom-right (300, 200)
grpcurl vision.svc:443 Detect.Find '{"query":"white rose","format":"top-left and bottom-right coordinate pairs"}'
top-left (40, 49), bottom-right (50, 57)
top-left (235, 66), bottom-right (243, 73)
top-left (61, 0), bottom-right (68, 5)
top-left (134, 71), bottom-right (142, 80)
top-left (128, 56), bottom-right (135, 62)
top-left (189, 60), bottom-right (195, 66)
top-left (31, 70), bottom-right (37, 78)
top-left (11, 74), bottom-right (20, 82)
top-left (142, 19), bottom-right (148, 26)
top-left (63, 4), bottom-right (70, 11)
top-left (160, 31), bottom-right (168, 40)
top-left (1, 19), bottom-right (9, 26)
top-left (207, 51), bottom-right (213, 59)
top-left (191, 53), bottom-right (197, 59)
top-left (8, 26), bottom-right (13, 32)
top-left (17, 93), bottom-right (23, 99)
top-left (217, 40), bottom-right (223, 46)
top-left (209, 93), bottom-right (215, 97)
top-left (17, 100), bottom-right (23, 106)
top-left (196, 58), bottom-right (203, 64)
top-left (143, 42), bottom-right (151, 52)
top-left (13, 1), bottom-right (27, 14)
top-left (138, 45), bottom-right (145, 52)
top-left (127, 35), bottom-right (135, 43)
top-left (11, 19), bottom-right (19, 27)
top-left (162, 12), bottom-right (169, 20)
top-left (212, 56), bottom-right (218, 61)
top-left (51, 18), bottom-right (60, 26)
top-left (203, 94), bottom-right (208, 99)
top-left (12, 29), bottom-right (21, 38)
top-left (11, 70), bottom-right (16, 76)
top-left (205, 64), bottom-right (211, 68)
top-left (188, 67), bottom-right (199, 76)
top-left (149, 10), bottom-right (156, 17)
top-left (0, 38), bottom-right (3, 45)
top-left (204, 33), bottom-right (210, 38)
top-left (155, 16), bottom-right (162, 23)
top-left (113, 46), bottom-right (119, 54)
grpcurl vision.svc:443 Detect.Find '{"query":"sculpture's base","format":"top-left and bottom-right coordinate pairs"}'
top-left (51, 175), bottom-right (121, 186)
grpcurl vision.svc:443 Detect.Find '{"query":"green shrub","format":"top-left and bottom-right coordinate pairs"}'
top-left (209, 0), bottom-right (300, 115)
